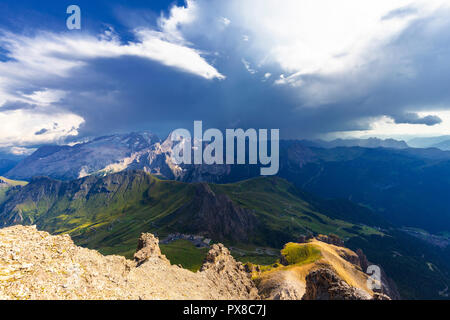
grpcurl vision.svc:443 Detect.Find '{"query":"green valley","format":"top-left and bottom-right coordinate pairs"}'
top-left (0, 170), bottom-right (449, 299)
top-left (0, 171), bottom-right (382, 256)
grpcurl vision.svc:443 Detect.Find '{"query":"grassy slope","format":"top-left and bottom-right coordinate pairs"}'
top-left (52, 176), bottom-right (196, 258)
top-left (281, 242), bottom-right (322, 265)
top-left (0, 176), bottom-right (28, 186)
top-left (212, 176), bottom-right (382, 243)
top-left (160, 240), bottom-right (209, 272)
top-left (0, 188), bottom-right (7, 205)
top-left (0, 177), bottom-right (27, 205)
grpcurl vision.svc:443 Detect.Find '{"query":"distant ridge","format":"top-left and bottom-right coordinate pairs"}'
top-left (431, 139), bottom-right (450, 151)
top-left (305, 138), bottom-right (409, 149)
top-left (408, 135), bottom-right (450, 148)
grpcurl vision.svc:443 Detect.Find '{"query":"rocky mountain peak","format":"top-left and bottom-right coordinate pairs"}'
top-left (201, 243), bottom-right (235, 272)
top-left (201, 243), bottom-right (260, 299)
top-left (134, 233), bottom-right (168, 266)
top-left (5, 132), bottom-right (163, 181)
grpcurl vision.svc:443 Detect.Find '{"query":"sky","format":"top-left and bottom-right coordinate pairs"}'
top-left (1, 0), bottom-right (450, 153)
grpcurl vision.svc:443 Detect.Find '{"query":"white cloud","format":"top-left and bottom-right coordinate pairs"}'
top-left (328, 111), bottom-right (450, 140)
top-left (134, 29), bottom-right (225, 79)
top-left (0, 11), bottom-right (223, 109)
top-left (220, 17), bottom-right (231, 26)
top-left (23, 89), bottom-right (66, 107)
top-left (158, 0), bottom-right (198, 43)
top-left (262, 73), bottom-right (272, 82)
top-left (9, 147), bottom-right (37, 156)
top-left (0, 109), bottom-right (84, 147)
top-left (0, 28), bottom-right (224, 85)
top-left (0, 12), bottom-right (225, 147)
top-left (168, 0), bottom-right (449, 106)
top-left (225, 0), bottom-right (449, 75)
top-left (242, 58), bottom-right (257, 74)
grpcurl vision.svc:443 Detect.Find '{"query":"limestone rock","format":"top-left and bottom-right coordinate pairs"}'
top-left (356, 248), bottom-right (370, 271)
top-left (200, 244), bottom-right (259, 300)
top-left (0, 226), bottom-right (260, 300)
top-left (134, 233), bottom-right (168, 266)
top-left (303, 267), bottom-right (373, 300)
top-left (316, 234), bottom-right (345, 247)
top-left (257, 270), bottom-right (305, 300)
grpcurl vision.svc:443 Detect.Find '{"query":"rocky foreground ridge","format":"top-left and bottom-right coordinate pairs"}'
top-left (0, 226), bottom-right (258, 300)
top-left (0, 226), bottom-right (391, 300)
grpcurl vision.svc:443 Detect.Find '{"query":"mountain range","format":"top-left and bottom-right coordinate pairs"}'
top-left (4, 132), bottom-right (450, 232)
top-left (1, 132), bottom-right (450, 298)
top-left (432, 140), bottom-right (450, 151)
top-left (303, 138), bottom-right (409, 149)
top-left (1, 134), bottom-right (416, 182)
top-left (408, 135), bottom-right (450, 149)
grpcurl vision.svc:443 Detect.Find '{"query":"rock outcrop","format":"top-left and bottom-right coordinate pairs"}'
top-left (0, 226), bottom-right (259, 300)
top-left (200, 244), bottom-right (259, 299)
top-left (316, 234), bottom-right (345, 247)
top-left (303, 267), bottom-right (373, 300)
top-left (134, 233), bottom-right (169, 266)
top-left (256, 270), bottom-right (306, 300)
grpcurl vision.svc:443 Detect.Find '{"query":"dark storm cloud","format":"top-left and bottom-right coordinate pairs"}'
top-left (2, 2), bottom-right (450, 145)
top-left (0, 101), bottom-right (38, 111)
top-left (57, 55), bottom-right (301, 138)
top-left (54, 8), bottom-right (450, 140)
top-left (393, 113), bottom-right (442, 126)
top-left (34, 128), bottom-right (48, 135)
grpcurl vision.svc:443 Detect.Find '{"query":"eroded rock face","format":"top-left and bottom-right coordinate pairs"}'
top-left (335, 248), bottom-right (361, 267)
top-left (0, 226), bottom-right (259, 300)
top-left (316, 234), bottom-right (345, 247)
top-left (201, 244), bottom-right (260, 300)
top-left (356, 249), bottom-right (370, 271)
top-left (257, 270), bottom-right (306, 300)
top-left (170, 183), bottom-right (258, 243)
top-left (303, 267), bottom-right (373, 300)
top-left (134, 233), bottom-right (168, 266)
